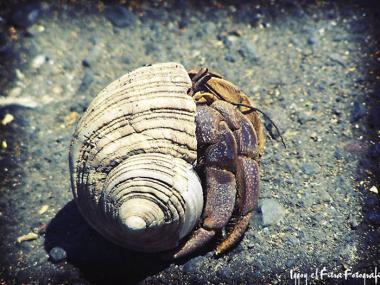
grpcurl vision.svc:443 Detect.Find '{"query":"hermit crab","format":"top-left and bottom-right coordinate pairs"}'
top-left (69, 62), bottom-right (271, 259)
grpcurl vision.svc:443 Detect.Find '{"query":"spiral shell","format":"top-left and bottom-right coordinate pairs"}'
top-left (69, 63), bottom-right (204, 252)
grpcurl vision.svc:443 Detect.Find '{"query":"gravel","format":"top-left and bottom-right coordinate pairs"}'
top-left (0, 1), bottom-right (379, 284)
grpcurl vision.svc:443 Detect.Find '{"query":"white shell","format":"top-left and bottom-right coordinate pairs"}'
top-left (69, 62), bottom-right (204, 252)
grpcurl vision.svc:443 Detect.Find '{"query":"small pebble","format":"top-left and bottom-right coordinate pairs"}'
top-left (259, 199), bottom-right (285, 226)
top-left (38, 204), bottom-right (49, 215)
top-left (8, 86), bottom-right (22, 97)
top-left (1, 114), bottom-right (14, 125)
top-left (348, 215), bottom-right (360, 229)
top-left (300, 163), bottom-right (315, 175)
top-left (65, 112), bottom-right (79, 126)
top-left (49, 246), bottom-right (67, 263)
top-left (307, 35), bottom-right (317, 45)
top-left (31, 54), bottom-right (46, 69)
top-left (52, 86), bottom-right (63, 95)
top-left (238, 40), bottom-right (259, 61)
top-left (82, 59), bottom-right (91, 68)
top-left (17, 232), bottom-right (38, 243)
top-left (15, 69), bottom-right (25, 80)
top-left (224, 54), bottom-right (236, 62)
top-left (78, 72), bottom-right (93, 92)
top-left (369, 186), bottom-right (378, 194)
top-left (329, 53), bottom-right (345, 66)
top-left (27, 24), bottom-right (45, 35)
top-left (0, 97), bottom-right (38, 109)
top-left (318, 190), bottom-right (332, 203)
top-left (296, 112), bottom-right (314, 124)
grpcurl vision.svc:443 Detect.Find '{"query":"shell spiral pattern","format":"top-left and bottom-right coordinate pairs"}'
top-left (69, 63), bottom-right (204, 252)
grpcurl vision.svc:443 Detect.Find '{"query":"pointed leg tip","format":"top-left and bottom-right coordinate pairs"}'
top-left (214, 249), bottom-right (223, 257)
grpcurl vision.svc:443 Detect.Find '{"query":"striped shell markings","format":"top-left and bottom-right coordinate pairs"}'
top-left (69, 63), bottom-right (204, 252)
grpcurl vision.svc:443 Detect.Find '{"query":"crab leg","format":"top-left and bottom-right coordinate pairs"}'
top-left (173, 167), bottom-right (237, 259)
top-left (216, 157), bottom-right (259, 255)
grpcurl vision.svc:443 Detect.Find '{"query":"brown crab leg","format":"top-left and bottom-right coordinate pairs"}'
top-left (172, 228), bottom-right (215, 259)
top-left (216, 157), bottom-right (259, 255)
top-left (216, 213), bottom-right (252, 255)
top-left (173, 167), bottom-right (237, 259)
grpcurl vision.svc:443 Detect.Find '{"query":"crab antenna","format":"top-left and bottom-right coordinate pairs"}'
top-left (191, 68), bottom-right (208, 81)
top-left (232, 103), bottom-right (287, 149)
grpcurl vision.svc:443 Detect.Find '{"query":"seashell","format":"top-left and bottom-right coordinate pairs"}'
top-left (69, 62), bottom-right (204, 252)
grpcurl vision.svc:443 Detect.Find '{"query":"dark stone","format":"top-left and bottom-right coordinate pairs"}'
top-left (351, 101), bottom-right (366, 122)
top-left (225, 54), bottom-right (236, 62)
top-left (217, 34), bottom-right (232, 48)
top-left (49, 246), bottom-right (67, 263)
top-left (81, 59), bottom-right (90, 68)
top-left (10, 3), bottom-right (42, 29)
top-left (78, 71), bottom-right (93, 93)
top-left (178, 17), bottom-right (188, 29)
top-left (104, 5), bottom-right (137, 28)
top-left (332, 105), bottom-right (342, 116)
top-left (307, 35), bottom-right (317, 45)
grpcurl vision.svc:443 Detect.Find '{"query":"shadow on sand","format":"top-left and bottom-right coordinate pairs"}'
top-left (44, 200), bottom-right (173, 284)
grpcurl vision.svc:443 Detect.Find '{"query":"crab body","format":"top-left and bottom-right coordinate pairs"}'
top-left (171, 69), bottom-right (265, 258)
